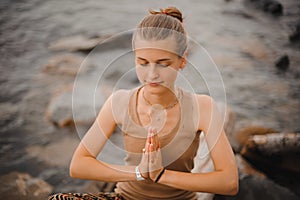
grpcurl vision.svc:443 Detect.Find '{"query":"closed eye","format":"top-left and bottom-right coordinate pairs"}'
top-left (140, 63), bottom-right (149, 67)
top-left (157, 63), bottom-right (169, 67)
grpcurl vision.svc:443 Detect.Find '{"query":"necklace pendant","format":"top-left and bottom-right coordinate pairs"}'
top-left (148, 104), bottom-right (166, 132)
top-left (150, 104), bottom-right (164, 112)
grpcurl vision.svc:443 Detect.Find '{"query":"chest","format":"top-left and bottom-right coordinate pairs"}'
top-left (136, 104), bottom-right (181, 136)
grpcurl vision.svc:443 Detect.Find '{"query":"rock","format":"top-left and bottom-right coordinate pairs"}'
top-left (262, 0), bottom-right (283, 16)
top-left (0, 172), bottom-right (53, 200)
top-left (49, 32), bottom-right (133, 53)
top-left (49, 34), bottom-right (111, 52)
top-left (222, 10), bottom-right (255, 20)
top-left (289, 23), bottom-right (300, 43)
top-left (243, 133), bottom-right (300, 155)
top-left (42, 54), bottom-right (89, 76)
top-left (0, 102), bottom-right (23, 132)
top-left (45, 86), bottom-right (74, 127)
top-left (83, 181), bottom-right (108, 194)
top-left (26, 136), bottom-right (79, 167)
top-left (245, 0), bottom-right (283, 16)
top-left (235, 154), bottom-right (265, 179)
top-left (275, 54), bottom-right (289, 72)
top-left (214, 155), bottom-right (299, 200)
top-left (84, 181), bottom-right (116, 194)
top-left (239, 38), bottom-right (272, 61)
top-left (46, 82), bottom-right (105, 127)
top-left (240, 132), bottom-right (300, 175)
top-left (235, 126), bottom-right (277, 152)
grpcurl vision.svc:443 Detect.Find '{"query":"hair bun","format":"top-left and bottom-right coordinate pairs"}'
top-left (149, 7), bottom-right (183, 23)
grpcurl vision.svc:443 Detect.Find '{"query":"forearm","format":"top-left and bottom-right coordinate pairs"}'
top-left (159, 169), bottom-right (238, 195)
top-left (70, 156), bottom-right (136, 182)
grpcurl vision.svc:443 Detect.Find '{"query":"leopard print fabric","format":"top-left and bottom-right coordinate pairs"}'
top-left (48, 192), bottom-right (124, 200)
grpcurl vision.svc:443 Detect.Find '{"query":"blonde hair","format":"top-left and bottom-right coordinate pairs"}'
top-left (132, 7), bottom-right (187, 57)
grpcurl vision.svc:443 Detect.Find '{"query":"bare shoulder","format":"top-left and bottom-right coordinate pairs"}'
top-left (106, 89), bottom-right (132, 124)
top-left (105, 89), bottom-right (131, 104)
top-left (112, 89), bottom-right (131, 97)
top-left (194, 94), bottom-right (220, 131)
top-left (194, 94), bottom-right (215, 110)
top-left (99, 89), bottom-right (131, 115)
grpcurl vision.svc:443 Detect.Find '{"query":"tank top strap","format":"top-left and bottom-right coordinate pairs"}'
top-left (180, 89), bottom-right (199, 133)
top-left (123, 87), bottom-right (148, 138)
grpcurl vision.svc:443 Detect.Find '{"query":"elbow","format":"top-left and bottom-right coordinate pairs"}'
top-left (225, 173), bottom-right (239, 195)
top-left (69, 157), bottom-right (80, 178)
top-left (227, 178), bottom-right (239, 195)
top-left (69, 161), bottom-right (76, 178)
top-left (69, 165), bottom-right (76, 178)
top-left (223, 162), bottom-right (239, 196)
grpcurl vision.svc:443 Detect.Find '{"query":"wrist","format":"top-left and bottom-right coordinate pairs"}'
top-left (135, 166), bottom-right (145, 181)
top-left (155, 168), bottom-right (166, 183)
top-left (157, 168), bottom-right (170, 184)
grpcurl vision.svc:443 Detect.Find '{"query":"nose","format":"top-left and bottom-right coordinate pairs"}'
top-left (148, 63), bottom-right (159, 80)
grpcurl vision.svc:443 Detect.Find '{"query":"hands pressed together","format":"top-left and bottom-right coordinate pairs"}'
top-left (138, 127), bottom-right (165, 183)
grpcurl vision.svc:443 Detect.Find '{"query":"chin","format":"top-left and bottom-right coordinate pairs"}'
top-left (145, 84), bottom-right (173, 94)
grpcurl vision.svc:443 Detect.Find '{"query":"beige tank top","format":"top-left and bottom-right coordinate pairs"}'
top-left (113, 87), bottom-right (200, 200)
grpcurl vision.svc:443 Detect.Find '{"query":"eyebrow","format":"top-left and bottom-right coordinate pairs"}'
top-left (137, 57), bottom-right (172, 62)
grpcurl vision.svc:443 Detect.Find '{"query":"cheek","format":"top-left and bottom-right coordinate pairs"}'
top-left (165, 68), bottom-right (178, 81)
top-left (136, 67), bottom-right (146, 83)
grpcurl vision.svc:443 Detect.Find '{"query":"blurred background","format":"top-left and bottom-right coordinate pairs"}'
top-left (0, 0), bottom-right (299, 199)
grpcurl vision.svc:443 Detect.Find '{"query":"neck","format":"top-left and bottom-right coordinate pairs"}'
top-left (142, 86), bottom-right (178, 109)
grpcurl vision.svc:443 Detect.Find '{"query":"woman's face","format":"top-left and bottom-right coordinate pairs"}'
top-left (134, 37), bottom-right (186, 94)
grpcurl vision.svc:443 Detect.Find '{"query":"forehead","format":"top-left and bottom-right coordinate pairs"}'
top-left (134, 35), bottom-right (178, 56)
top-left (135, 49), bottom-right (178, 62)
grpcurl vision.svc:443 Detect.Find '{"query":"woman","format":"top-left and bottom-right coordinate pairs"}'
top-left (49, 6), bottom-right (238, 200)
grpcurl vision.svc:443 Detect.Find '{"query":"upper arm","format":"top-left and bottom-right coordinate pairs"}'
top-left (75, 91), bottom-right (125, 158)
top-left (197, 95), bottom-right (237, 172)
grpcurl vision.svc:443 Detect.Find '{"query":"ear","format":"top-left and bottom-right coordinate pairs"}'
top-left (179, 51), bottom-right (187, 70)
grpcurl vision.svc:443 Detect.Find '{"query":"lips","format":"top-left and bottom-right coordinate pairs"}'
top-left (149, 83), bottom-right (159, 87)
top-left (145, 81), bottom-right (163, 86)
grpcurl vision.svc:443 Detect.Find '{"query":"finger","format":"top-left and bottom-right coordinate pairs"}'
top-left (147, 127), bottom-right (153, 144)
top-left (157, 141), bottom-right (160, 151)
top-left (150, 132), bottom-right (154, 146)
top-left (149, 151), bottom-right (160, 172)
top-left (150, 143), bottom-right (155, 152)
top-left (147, 142), bottom-right (151, 153)
top-left (152, 129), bottom-right (159, 150)
top-left (148, 126), bottom-right (151, 133)
top-left (147, 135), bottom-right (151, 145)
top-left (152, 127), bottom-right (158, 142)
top-left (145, 127), bottom-right (153, 153)
top-left (147, 129), bottom-right (151, 144)
top-left (149, 147), bottom-right (154, 163)
top-left (152, 136), bottom-right (157, 151)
